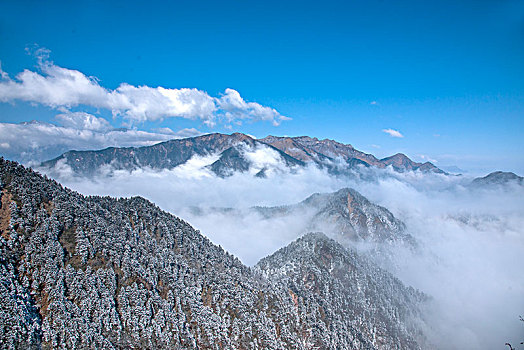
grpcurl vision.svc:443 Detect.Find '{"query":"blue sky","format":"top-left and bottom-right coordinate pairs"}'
top-left (0, 0), bottom-right (523, 173)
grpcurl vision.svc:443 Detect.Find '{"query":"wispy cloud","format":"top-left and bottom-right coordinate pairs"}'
top-left (0, 115), bottom-right (203, 164)
top-left (382, 128), bottom-right (404, 138)
top-left (418, 154), bottom-right (437, 163)
top-left (0, 49), bottom-right (290, 127)
top-left (151, 127), bottom-right (201, 138)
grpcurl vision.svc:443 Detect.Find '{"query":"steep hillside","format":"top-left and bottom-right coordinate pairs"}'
top-left (257, 233), bottom-right (427, 349)
top-left (0, 159), bottom-right (427, 349)
top-left (380, 153), bottom-right (443, 173)
top-left (260, 135), bottom-right (382, 169)
top-left (260, 135), bottom-right (444, 174)
top-left (253, 188), bottom-right (412, 245)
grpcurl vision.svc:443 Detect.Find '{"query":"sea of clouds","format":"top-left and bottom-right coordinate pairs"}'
top-left (38, 147), bottom-right (524, 350)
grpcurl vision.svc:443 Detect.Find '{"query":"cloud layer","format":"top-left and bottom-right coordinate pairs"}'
top-left (0, 51), bottom-right (289, 127)
top-left (38, 158), bottom-right (524, 349)
top-left (0, 113), bottom-right (202, 164)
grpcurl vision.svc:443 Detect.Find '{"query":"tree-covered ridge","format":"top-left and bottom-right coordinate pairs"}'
top-left (253, 188), bottom-right (412, 245)
top-left (256, 233), bottom-right (427, 349)
top-left (0, 159), bottom-right (428, 349)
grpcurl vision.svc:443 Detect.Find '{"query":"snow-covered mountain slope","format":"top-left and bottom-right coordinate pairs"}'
top-left (0, 159), bottom-right (428, 349)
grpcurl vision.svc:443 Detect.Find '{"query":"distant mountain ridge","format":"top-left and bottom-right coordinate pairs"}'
top-left (40, 133), bottom-right (445, 176)
top-left (261, 135), bottom-right (444, 174)
top-left (471, 171), bottom-right (523, 187)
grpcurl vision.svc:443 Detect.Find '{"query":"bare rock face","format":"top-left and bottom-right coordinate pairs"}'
top-left (260, 135), bottom-right (383, 168)
top-left (303, 188), bottom-right (411, 243)
top-left (0, 159), bottom-right (428, 349)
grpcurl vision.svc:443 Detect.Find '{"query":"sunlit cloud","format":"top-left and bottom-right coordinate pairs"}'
top-left (55, 109), bottom-right (112, 131)
top-left (0, 49), bottom-right (290, 127)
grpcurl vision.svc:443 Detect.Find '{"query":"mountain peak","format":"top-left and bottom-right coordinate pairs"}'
top-left (298, 187), bottom-right (411, 243)
top-left (303, 187), bottom-right (362, 206)
top-left (471, 171), bottom-right (523, 187)
top-left (381, 152), bottom-right (410, 162)
top-left (230, 132), bottom-right (254, 141)
top-left (391, 152), bottom-right (407, 158)
top-left (380, 153), bottom-right (444, 174)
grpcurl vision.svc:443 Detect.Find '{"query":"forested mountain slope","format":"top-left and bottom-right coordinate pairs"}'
top-left (0, 159), bottom-right (428, 349)
top-left (253, 188), bottom-right (412, 245)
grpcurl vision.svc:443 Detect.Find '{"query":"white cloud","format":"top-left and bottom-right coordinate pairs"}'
top-left (418, 154), bottom-right (437, 163)
top-left (0, 61), bottom-right (109, 108)
top-left (0, 62), bottom-right (9, 80)
top-left (0, 119), bottom-right (201, 164)
top-left (0, 51), bottom-right (289, 127)
top-left (240, 144), bottom-right (286, 176)
top-left (152, 127), bottom-right (202, 138)
top-left (115, 84), bottom-right (217, 122)
top-left (55, 110), bottom-right (112, 131)
top-left (370, 101), bottom-right (378, 105)
top-left (217, 88), bottom-right (291, 126)
top-left (382, 128), bottom-right (404, 138)
top-left (170, 153), bottom-right (220, 179)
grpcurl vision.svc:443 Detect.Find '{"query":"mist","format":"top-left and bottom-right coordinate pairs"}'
top-left (357, 177), bottom-right (524, 349)
top-left (38, 156), bottom-right (524, 349)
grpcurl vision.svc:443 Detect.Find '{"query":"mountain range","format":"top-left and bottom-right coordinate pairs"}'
top-left (0, 158), bottom-right (429, 349)
top-left (40, 133), bottom-right (446, 177)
